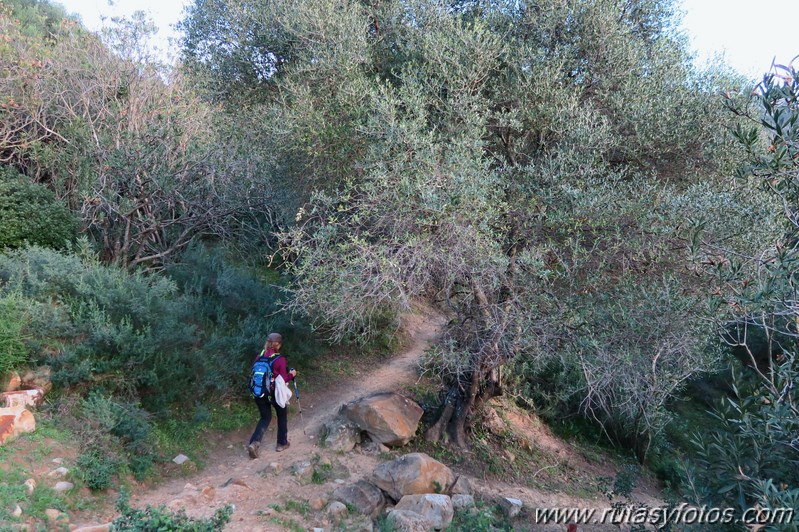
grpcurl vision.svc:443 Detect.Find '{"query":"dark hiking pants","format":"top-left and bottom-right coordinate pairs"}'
top-left (249, 395), bottom-right (288, 446)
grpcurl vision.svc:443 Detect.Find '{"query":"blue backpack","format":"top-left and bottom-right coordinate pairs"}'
top-left (250, 352), bottom-right (282, 398)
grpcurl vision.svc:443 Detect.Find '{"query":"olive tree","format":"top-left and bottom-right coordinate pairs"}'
top-left (182, 0), bottom-right (741, 453)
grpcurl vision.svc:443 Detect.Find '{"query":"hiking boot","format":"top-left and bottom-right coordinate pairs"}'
top-left (247, 441), bottom-right (260, 459)
top-left (275, 442), bottom-right (290, 452)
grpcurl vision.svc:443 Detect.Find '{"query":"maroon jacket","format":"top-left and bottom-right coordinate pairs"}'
top-left (254, 348), bottom-right (294, 385)
top-left (269, 352), bottom-right (294, 384)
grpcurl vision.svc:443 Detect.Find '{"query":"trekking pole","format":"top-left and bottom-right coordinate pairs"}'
top-left (292, 378), bottom-right (307, 436)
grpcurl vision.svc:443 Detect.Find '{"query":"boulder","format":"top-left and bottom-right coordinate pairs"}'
top-left (323, 417), bottom-right (362, 452)
top-left (500, 497), bottom-right (523, 518)
top-left (342, 393), bottom-right (423, 447)
top-left (2, 388), bottom-right (44, 409)
top-left (395, 494), bottom-right (454, 530)
top-left (330, 480), bottom-right (385, 518)
top-left (0, 407), bottom-right (35, 445)
top-left (372, 453), bottom-right (455, 501)
top-left (385, 509), bottom-right (435, 532)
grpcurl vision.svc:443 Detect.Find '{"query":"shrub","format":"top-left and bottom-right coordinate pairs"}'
top-left (0, 166), bottom-right (77, 250)
top-left (113, 490), bottom-right (232, 531)
top-left (76, 448), bottom-right (122, 491)
top-left (0, 293), bottom-right (29, 374)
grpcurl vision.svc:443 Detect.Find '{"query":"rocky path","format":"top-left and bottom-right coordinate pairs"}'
top-left (69, 306), bottom-right (662, 531)
top-left (115, 310), bottom-right (449, 531)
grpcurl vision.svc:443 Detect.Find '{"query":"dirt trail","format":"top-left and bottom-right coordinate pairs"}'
top-left (114, 309), bottom-right (448, 531)
top-left (72, 307), bottom-right (660, 531)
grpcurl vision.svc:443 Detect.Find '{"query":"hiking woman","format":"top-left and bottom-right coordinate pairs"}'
top-left (247, 332), bottom-right (296, 458)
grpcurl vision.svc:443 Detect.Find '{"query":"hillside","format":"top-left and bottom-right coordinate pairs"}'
top-left (2, 308), bottom-right (668, 531)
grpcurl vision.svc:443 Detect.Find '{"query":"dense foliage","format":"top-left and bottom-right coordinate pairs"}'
top-left (0, 3), bottom-right (275, 269)
top-left (0, 242), bottom-right (315, 481)
top-left (683, 65), bottom-right (799, 525)
top-left (0, 166), bottom-right (76, 249)
top-left (1, 0), bottom-right (796, 526)
top-left (179, 0), bottom-right (752, 454)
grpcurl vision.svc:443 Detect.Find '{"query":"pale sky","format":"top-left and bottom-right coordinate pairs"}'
top-left (56, 0), bottom-right (798, 79)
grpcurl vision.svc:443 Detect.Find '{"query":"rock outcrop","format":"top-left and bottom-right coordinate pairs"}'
top-left (371, 453), bottom-right (455, 501)
top-left (394, 493), bottom-right (454, 530)
top-left (341, 392), bottom-right (423, 447)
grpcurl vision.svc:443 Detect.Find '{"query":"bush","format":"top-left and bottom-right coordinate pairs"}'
top-left (0, 166), bottom-right (77, 250)
top-left (113, 490), bottom-right (232, 531)
top-left (76, 448), bottom-right (123, 491)
top-left (0, 293), bottom-right (29, 374)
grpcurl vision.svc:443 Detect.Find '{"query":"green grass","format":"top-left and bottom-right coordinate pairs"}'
top-left (268, 516), bottom-right (305, 532)
top-left (283, 498), bottom-right (310, 517)
top-left (0, 462), bottom-right (71, 524)
top-left (151, 399), bottom-right (252, 469)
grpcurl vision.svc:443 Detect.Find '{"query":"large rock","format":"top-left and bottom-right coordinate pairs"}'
top-left (330, 480), bottom-right (385, 518)
top-left (342, 392), bottom-right (423, 447)
top-left (2, 388), bottom-right (44, 409)
top-left (372, 453), bottom-right (455, 501)
top-left (385, 510), bottom-right (434, 532)
top-left (500, 497), bottom-right (523, 518)
top-left (395, 494), bottom-right (454, 530)
top-left (0, 407), bottom-right (35, 445)
top-left (323, 416), bottom-right (362, 452)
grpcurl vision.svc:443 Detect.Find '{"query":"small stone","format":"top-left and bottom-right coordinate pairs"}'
top-left (325, 501), bottom-right (348, 521)
top-left (309, 497), bottom-right (327, 512)
top-left (201, 486), bottom-right (215, 502)
top-left (334, 479), bottom-right (345, 484)
top-left (501, 497), bottom-right (523, 518)
top-left (318, 456), bottom-right (332, 467)
top-left (52, 458), bottom-right (63, 465)
top-left (11, 504), bottom-right (22, 518)
top-left (313, 528), bottom-right (325, 532)
top-left (173, 454), bottom-right (190, 465)
top-left (184, 483), bottom-right (197, 491)
top-left (291, 460), bottom-right (313, 478)
top-left (54, 481), bottom-right (74, 492)
top-left (24, 478), bottom-right (36, 494)
top-left (45, 508), bottom-right (66, 522)
top-left (268, 462), bottom-right (281, 473)
top-left (229, 479), bottom-right (252, 490)
top-left (48, 467), bottom-right (69, 478)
